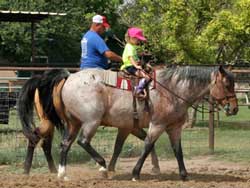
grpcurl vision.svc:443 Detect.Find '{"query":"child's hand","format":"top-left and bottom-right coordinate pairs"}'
top-left (136, 65), bottom-right (142, 70)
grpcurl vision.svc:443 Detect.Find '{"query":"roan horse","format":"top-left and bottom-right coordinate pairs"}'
top-left (18, 69), bottom-right (160, 175)
top-left (18, 65), bottom-right (238, 181)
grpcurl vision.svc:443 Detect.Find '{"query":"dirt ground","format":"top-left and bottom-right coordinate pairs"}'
top-left (1, 156), bottom-right (250, 188)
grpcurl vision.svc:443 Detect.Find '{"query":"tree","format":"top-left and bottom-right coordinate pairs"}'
top-left (1, 0), bottom-right (250, 65)
top-left (0, 0), bottom-right (124, 65)
top-left (118, 0), bottom-right (250, 64)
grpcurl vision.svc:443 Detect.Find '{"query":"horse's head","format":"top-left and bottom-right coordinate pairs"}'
top-left (210, 66), bottom-right (238, 116)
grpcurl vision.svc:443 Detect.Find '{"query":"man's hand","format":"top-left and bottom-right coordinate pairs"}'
top-left (105, 50), bottom-right (122, 63)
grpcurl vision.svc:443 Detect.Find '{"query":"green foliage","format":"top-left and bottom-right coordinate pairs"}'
top-left (118, 0), bottom-right (250, 64)
top-left (1, 0), bottom-right (250, 65)
top-left (0, 0), bottom-right (123, 64)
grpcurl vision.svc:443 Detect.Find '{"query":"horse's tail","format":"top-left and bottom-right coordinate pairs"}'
top-left (37, 69), bottom-right (70, 133)
top-left (18, 69), bottom-right (70, 142)
top-left (18, 74), bottom-right (43, 141)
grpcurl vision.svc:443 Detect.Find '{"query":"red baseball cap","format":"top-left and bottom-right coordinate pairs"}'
top-left (92, 15), bottom-right (110, 28)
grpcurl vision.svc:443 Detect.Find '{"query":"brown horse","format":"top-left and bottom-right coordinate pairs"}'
top-left (18, 69), bottom-right (160, 175)
top-left (18, 65), bottom-right (238, 181)
top-left (17, 70), bottom-right (69, 174)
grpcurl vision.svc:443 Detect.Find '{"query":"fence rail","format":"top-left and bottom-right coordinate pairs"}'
top-left (0, 66), bottom-right (79, 71)
top-left (0, 65), bottom-right (249, 167)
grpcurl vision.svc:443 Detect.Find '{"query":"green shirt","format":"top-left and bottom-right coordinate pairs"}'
top-left (121, 43), bottom-right (139, 70)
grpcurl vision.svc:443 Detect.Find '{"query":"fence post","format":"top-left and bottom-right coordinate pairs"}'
top-left (209, 96), bottom-right (214, 154)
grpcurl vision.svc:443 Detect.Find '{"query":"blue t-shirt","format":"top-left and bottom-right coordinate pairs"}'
top-left (80, 30), bottom-right (110, 69)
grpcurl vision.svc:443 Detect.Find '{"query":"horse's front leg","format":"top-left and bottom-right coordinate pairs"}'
top-left (108, 128), bottom-right (130, 172)
top-left (167, 127), bottom-right (188, 180)
top-left (132, 124), bottom-right (165, 181)
top-left (131, 128), bottom-right (160, 175)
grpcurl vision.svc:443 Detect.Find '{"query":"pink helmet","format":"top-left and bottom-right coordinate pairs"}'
top-left (128, 27), bottom-right (146, 41)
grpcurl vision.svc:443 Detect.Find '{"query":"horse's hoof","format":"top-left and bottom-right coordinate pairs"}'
top-left (108, 171), bottom-right (115, 179)
top-left (101, 171), bottom-right (108, 179)
top-left (23, 168), bottom-right (30, 175)
top-left (23, 171), bottom-right (29, 176)
top-left (181, 176), bottom-right (188, 181)
top-left (132, 175), bottom-right (140, 182)
top-left (181, 176), bottom-right (189, 181)
top-left (151, 167), bottom-right (161, 175)
top-left (63, 176), bottom-right (70, 181)
top-left (57, 171), bottom-right (66, 180)
top-left (108, 166), bottom-right (115, 172)
top-left (57, 165), bottom-right (66, 179)
top-left (99, 167), bottom-right (108, 179)
top-left (57, 173), bottom-right (65, 179)
top-left (132, 177), bottom-right (137, 182)
top-left (58, 174), bottom-right (69, 181)
top-left (50, 168), bottom-right (58, 174)
top-left (180, 172), bottom-right (188, 181)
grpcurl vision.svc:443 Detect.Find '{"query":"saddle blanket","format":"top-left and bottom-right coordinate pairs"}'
top-left (103, 70), bottom-right (156, 91)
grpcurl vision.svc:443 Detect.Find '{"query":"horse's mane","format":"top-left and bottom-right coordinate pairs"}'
top-left (159, 65), bottom-right (234, 85)
top-left (159, 65), bottom-right (219, 85)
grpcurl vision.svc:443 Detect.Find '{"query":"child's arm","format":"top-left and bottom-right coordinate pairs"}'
top-left (128, 56), bottom-right (142, 69)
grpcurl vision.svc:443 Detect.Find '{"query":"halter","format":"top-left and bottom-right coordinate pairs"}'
top-left (208, 71), bottom-right (237, 106)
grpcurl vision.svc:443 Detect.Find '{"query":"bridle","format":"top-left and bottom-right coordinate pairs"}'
top-left (141, 68), bottom-right (237, 114)
top-left (212, 94), bottom-right (237, 103)
top-left (209, 72), bottom-right (237, 106)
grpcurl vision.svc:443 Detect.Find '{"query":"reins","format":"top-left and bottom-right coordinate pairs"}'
top-left (140, 69), bottom-right (219, 113)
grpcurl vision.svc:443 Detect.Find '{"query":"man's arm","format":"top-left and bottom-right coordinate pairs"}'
top-left (104, 50), bottom-right (122, 63)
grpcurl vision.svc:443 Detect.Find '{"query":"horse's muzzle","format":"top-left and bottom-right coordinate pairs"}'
top-left (224, 104), bottom-right (238, 116)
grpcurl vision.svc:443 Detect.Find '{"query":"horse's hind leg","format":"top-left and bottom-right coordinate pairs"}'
top-left (131, 128), bottom-right (160, 175)
top-left (33, 88), bottom-right (57, 173)
top-left (77, 122), bottom-right (108, 177)
top-left (42, 134), bottom-right (57, 173)
top-left (58, 122), bottom-right (80, 180)
top-left (108, 128), bottom-right (130, 172)
top-left (24, 129), bottom-right (40, 175)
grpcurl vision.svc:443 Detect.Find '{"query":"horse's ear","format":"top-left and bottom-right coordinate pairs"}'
top-left (219, 65), bottom-right (226, 75)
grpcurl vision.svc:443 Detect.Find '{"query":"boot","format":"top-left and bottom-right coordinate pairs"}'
top-left (134, 78), bottom-right (147, 95)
